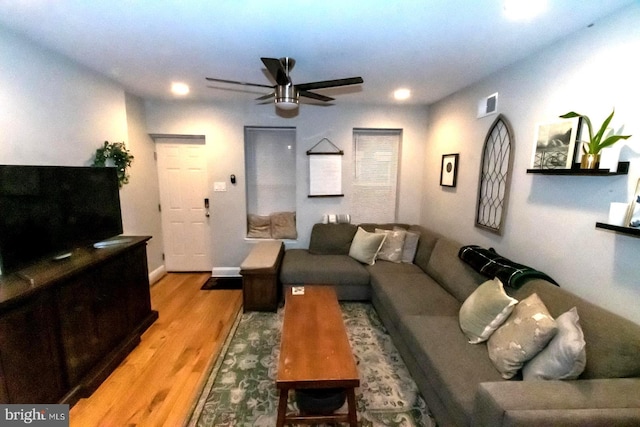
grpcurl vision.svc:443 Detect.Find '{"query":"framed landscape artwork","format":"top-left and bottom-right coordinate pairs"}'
top-left (440, 153), bottom-right (459, 187)
top-left (530, 118), bottom-right (580, 169)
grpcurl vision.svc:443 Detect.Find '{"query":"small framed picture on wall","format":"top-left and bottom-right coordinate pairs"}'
top-left (530, 118), bottom-right (580, 170)
top-left (440, 153), bottom-right (459, 187)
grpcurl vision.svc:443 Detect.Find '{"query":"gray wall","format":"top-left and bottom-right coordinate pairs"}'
top-left (2, 3), bottom-right (639, 325)
top-left (0, 24), bottom-right (164, 278)
top-left (144, 100), bottom-right (428, 272)
top-left (422, 4), bottom-right (640, 324)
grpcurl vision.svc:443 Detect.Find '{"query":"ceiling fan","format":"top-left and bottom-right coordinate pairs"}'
top-left (206, 57), bottom-right (363, 110)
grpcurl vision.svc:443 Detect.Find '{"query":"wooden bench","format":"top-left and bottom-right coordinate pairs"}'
top-left (240, 241), bottom-right (284, 312)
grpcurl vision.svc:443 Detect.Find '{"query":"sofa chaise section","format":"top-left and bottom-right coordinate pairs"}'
top-left (278, 222), bottom-right (640, 426)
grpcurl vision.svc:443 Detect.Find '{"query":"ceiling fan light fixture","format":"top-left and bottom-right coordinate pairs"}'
top-left (275, 85), bottom-right (299, 110)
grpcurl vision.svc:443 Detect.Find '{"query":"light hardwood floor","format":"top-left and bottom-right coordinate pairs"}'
top-left (69, 273), bottom-right (243, 427)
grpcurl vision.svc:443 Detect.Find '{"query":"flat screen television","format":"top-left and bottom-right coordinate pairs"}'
top-left (0, 165), bottom-right (123, 275)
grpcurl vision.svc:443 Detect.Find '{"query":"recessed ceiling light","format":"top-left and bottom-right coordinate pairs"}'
top-left (504, 0), bottom-right (547, 21)
top-left (394, 88), bottom-right (411, 101)
top-left (171, 82), bottom-right (190, 96)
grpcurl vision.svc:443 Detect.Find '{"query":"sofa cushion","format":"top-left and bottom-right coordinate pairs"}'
top-left (487, 293), bottom-right (558, 379)
top-left (523, 307), bottom-right (586, 381)
top-left (425, 237), bottom-right (486, 303)
top-left (349, 227), bottom-right (386, 265)
top-left (279, 249), bottom-right (369, 285)
top-left (509, 279), bottom-right (640, 379)
top-left (459, 278), bottom-right (518, 344)
top-left (399, 315), bottom-right (505, 425)
top-left (308, 223), bottom-right (357, 255)
top-left (370, 263), bottom-right (461, 327)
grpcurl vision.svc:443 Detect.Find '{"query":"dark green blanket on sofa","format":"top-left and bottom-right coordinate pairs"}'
top-left (458, 245), bottom-right (558, 289)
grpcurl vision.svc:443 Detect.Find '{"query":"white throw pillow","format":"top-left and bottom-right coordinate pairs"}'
top-left (487, 293), bottom-right (558, 379)
top-left (348, 227), bottom-right (387, 265)
top-left (523, 307), bottom-right (586, 380)
top-left (396, 228), bottom-right (420, 263)
top-left (459, 278), bottom-right (518, 344)
top-left (375, 228), bottom-right (406, 263)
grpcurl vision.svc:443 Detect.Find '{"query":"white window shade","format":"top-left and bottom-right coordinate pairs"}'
top-left (351, 129), bottom-right (401, 224)
top-left (245, 127), bottom-right (296, 215)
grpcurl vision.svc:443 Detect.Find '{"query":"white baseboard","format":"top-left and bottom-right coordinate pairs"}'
top-left (211, 267), bottom-right (241, 277)
top-left (149, 265), bottom-right (167, 285)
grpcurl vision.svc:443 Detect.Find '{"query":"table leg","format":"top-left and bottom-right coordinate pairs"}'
top-left (346, 387), bottom-right (358, 427)
top-left (276, 388), bottom-right (289, 427)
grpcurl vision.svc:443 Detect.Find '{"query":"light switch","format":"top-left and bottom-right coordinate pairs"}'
top-left (214, 181), bottom-right (227, 192)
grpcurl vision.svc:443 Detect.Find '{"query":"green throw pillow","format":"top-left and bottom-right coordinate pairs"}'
top-left (459, 278), bottom-right (518, 344)
top-left (348, 227), bottom-right (387, 265)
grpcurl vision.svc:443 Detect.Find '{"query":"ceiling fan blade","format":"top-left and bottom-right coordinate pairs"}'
top-left (205, 77), bottom-right (273, 89)
top-left (298, 90), bottom-right (334, 102)
top-left (295, 77), bottom-right (363, 91)
top-left (256, 92), bottom-right (275, 101)
top-left (260, 57), bottom-right (290, 86)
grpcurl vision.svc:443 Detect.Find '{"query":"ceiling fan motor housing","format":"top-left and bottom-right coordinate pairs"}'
top-left (275, 84), bottom-right (299, 110)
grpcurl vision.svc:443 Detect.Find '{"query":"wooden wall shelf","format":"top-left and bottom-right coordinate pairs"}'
top-left (595, 222), bottom-right (640, 238)
top-left (526, 161), bottom-right (629, 176)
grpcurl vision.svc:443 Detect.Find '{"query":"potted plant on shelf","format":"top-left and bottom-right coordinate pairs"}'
top-left (92, 141), bottom-right (134, 187)
top-left (559, 109), bottom-right (631, 169)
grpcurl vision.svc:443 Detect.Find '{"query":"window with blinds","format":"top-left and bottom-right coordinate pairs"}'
top-left (244, 126), bottom-right (296, 216)
top-left (351, 129), bottom-right (402, 223)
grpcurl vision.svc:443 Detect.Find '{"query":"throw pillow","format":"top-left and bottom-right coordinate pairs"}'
top-left (459, 278), bottom-right (518, 344)
top-left (487, 293), bottom-right (558, 379)
top-left (271, 211), bottom-right (297, 239)
top-left (396, 227), bottom-right (420, 263)
top-left (348, 227), bottom-right (387, 265)
top-left (247, 214), bottom-right (271, 238)
top-left (522, 307), bottom-right (586, 381)
top-left (375, 228), bottom-right (406, 263)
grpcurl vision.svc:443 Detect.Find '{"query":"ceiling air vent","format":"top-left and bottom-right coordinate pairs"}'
top-left (477, 92), bottom-right (498, 118)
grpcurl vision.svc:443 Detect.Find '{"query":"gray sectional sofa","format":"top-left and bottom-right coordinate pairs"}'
top-left (279, 222), bottom-right (640, 426)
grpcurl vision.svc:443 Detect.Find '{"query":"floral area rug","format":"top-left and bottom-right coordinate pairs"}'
top-left (187, 303), bottom-right (435, 426)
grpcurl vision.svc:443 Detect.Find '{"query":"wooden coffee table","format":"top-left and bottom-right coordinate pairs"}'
top-left (276, 286), bottom-right (359, 426)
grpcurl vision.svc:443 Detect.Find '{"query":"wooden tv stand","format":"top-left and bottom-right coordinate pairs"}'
top-left (0, 236), bottom-right (158, 405)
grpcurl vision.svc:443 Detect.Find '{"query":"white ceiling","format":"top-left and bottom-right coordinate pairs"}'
top-left (0, 1), bottom-right (634, 106)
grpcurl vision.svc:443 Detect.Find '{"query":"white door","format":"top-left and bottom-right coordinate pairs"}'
top-left (155, 140), bottom-right (211, 271)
